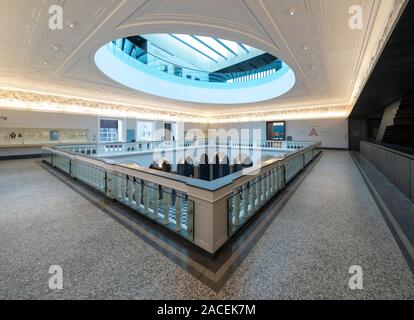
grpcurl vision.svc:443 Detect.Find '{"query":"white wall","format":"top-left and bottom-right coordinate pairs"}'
top-left (208, 121), bottom-right (266, 140)
top-left (286, 118), bottom-right (348, 149)
top-left (0, 108), bottom-right (99, 141)
top-left (0, 109), bottom-right (99, 156)
top-left (0, 108), bottom-right (349, 158)
top-left (208, 119), bottom-right (349, 149)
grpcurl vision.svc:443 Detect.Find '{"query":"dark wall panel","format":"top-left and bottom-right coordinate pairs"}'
top-left (348, 118), bottom-right (367, 151)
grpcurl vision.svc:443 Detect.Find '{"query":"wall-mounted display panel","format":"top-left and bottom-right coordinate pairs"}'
top-left (266, 121), bottom-right (286, 141)
top-left (0, 128), bottom-right (89, 146)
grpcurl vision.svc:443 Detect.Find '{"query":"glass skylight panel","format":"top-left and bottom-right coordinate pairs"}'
top-left (218, 39), bottom-right (239, 55)
top-left (196, 36), bottom-right (229, 58)
top-left (171, 34), bottom-right (220, 62)
top-left (238, 43), bottom-right (249, 53)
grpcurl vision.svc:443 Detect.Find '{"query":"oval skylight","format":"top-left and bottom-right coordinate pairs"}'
top-left (95, 34), bottom-right (296, 104)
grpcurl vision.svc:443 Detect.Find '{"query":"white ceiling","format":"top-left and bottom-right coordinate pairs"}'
top-left (0, 0), bottom-right (407, 121)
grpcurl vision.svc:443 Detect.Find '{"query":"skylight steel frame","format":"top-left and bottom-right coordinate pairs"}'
top-left (169, 34), bottom-right (252, 65)
top-left (169, 34), bottom-right (218, 63)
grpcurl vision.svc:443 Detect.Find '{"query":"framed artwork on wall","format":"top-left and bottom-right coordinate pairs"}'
top-left (266, 121), bottom-right (286, 141)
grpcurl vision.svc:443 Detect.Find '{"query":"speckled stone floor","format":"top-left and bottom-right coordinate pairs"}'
top-left (1, 151), bottom-right (414, 299)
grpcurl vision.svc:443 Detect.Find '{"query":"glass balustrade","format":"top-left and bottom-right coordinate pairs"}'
top-left (41, 149), bottom-right (195, 242)
top-left (71, 159), bottom-right (106, 193)
top-left (285, 154), bottom-right (305, 183)
top-left (43, 140), bottom-right (321, 253)
top-left (55, 139), bottom-right (315, 158)
top-left (227, 144), bottom-right (321, 236)
top-left (107, 172), bottom-right (194, 241)
top-left (227, 165), bottom-right (285, 236)
top-left (52, 153), bottom-right (71, 175)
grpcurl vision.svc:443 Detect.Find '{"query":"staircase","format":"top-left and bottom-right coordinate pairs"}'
top-left (382, 92), bottom-right (414, 148)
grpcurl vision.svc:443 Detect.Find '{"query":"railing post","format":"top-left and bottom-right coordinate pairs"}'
top-left (134, 180), bottom-right (142, 209)
top-left (104, 172), bottom-right (108, 195)
top-left (162, 191), bottom-right (170, 225)
top-left (143, 184), bottom-right (150, 214)
top-left (186, 199), bottom-right (194, 240)
top-left (126, 176), bottom-right (135, 204)
top-left (150, 187), bottom-right (159, 219)
top-left (175, 196), bottom-right (182, 232)
top-left (249, 182), bottom-right (256, 211)
top-left (261, 174), bottom-right (267, 201)
top-left (232, 191), bottom-right (241, 225)
top-left (242, 186), bottom-right (249, 219)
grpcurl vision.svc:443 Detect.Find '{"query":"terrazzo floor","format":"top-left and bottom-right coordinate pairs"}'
top-left (1, 151), bottom-right (414, 299)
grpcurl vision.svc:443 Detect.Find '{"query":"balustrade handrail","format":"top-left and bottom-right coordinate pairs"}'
top-left (43, 140), bottom-right (321, 253)
top-left (221, 142), bottom-right (321, 197)
top-left (54, 139), bottom-right (316, 154)
top-left (44, 140), bottom-right (321, 196)
top-left (361, 140), bottom-right (414, 160)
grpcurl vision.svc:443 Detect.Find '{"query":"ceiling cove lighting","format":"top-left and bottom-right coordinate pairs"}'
top-left (0, 88), bottom-right (350, 123)
top-left (94, 34), bottom-right (296, 104)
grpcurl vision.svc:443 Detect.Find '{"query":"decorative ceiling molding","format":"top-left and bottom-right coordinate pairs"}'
top-left (0, 87), bottom-right (350, 123)
top-left (0, 87), bottom-right (205, 122)
top-left (350, 0), bottom-right (407, 106)
top-left (0, 0), bottom-right (408, 120)
top-left (212, 105), bottom-right (351, 123)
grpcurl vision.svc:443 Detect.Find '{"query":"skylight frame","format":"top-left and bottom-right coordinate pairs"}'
top-left (194, 36), bottom-right (229, 60)
top-left (169, 34), bottom-right (219, 63)
top-left (215, 38), bottom-right (239, 57)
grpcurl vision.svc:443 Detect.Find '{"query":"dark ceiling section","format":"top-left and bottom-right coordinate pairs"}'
top-left (350, 1), bottom-right (414, 118)
top-left (214, 53), bottom-right (278, 73)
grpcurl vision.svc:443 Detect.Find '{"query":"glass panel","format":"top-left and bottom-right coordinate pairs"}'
top-left (196, 36), bottom-right (229, 58)
top-left (218, 39), bottom-right (240, 55)
top-left (106, 172), bottom-right (194, 241)
top-left (42, 149), bottom-right (53, 164)
top-left (72, 160), bottom-right (106, 192)
top-left (285, 154), bottom-right (304, 183)
top-left (53, 154), bottom-right (71, 174)
top-left (228, 166), bottom-right (285, 236)
top-left (171, 34), bottom-right (221, 62)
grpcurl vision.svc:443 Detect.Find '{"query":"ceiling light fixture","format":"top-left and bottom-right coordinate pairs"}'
top-left (52, 45), bottom-right (59, 51)
top-left (289, 9), bottom-right (296, 16)
top-left (303, 45), bottom-right (309, 51)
